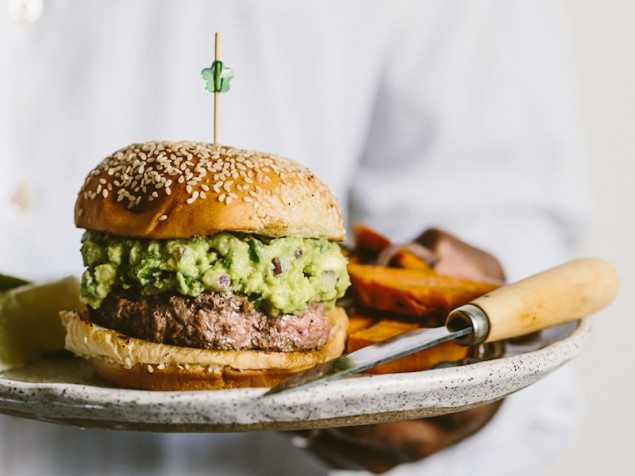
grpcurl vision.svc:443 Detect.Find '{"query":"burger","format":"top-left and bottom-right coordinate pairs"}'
top-left (61, 141), bottom-right (350, 390)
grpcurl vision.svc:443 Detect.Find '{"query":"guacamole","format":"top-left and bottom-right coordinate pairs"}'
top-left (80, 232), bottom-right (350, 315)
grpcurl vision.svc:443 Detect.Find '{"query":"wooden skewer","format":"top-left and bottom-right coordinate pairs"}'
top-left (213, 32), bottom-right (221, 144)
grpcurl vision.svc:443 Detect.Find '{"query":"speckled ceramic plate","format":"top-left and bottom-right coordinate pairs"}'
top-left (0, 320), bottom-right (590, 432)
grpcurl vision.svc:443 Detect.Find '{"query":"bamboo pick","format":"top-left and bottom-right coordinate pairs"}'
top-left (213, 32), bottom-right (221, 144)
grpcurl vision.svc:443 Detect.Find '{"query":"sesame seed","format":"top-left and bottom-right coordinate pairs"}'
top-left (80, 141), bottom-right (332, 215)
top-left (159, 214), bottom-right (168, 221)
top-left (147, 365), bottom-right (154, 373)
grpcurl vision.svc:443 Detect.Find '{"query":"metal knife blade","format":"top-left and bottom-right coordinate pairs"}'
top-left (263, 325), bottom-right (471, 396)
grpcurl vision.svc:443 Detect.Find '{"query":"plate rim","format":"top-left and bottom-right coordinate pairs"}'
top-left (0, 319), bottom-right (592, 431)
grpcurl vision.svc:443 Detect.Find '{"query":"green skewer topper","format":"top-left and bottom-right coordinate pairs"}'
top-left (201, 32), bottom-right (234, 143)
top-left (201, 60), bottom-right (234, 94)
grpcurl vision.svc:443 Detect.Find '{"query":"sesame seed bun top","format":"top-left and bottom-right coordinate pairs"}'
top-left (75, 141), bottom-right (346, 240)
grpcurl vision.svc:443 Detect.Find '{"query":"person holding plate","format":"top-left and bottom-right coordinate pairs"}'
top-left (0, 1), bottom-right (589, 474)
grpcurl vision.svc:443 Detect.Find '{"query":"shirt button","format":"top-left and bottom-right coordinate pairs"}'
top-left (8, 0), bottom-right (44, 25)
top-left (9, 180), bottom-right (31, 216)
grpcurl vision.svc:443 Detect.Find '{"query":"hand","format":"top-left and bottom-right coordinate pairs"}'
top-left (295, 401), bottom-right (502, 473)
top-left (294, 228), bottom-right (506, 473)
top-left (415, 228), bottom-right (505, 282)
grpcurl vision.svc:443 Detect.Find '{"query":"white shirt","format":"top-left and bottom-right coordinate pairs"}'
top-left (0, 1), bottom-right (590, 475)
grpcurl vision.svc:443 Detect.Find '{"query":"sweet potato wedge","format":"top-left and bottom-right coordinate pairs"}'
top-left (353, 224), bottom-right (391, 260)
top-left (348, 264), bottom-right (499, 316)
top-left (353, 225), bottom-right (434, 270)
top-left (347, 320), bottom-right (468, 374)
top-left (389, 249), bottom-right (432, 271)
top-left (347, 313), bottom-right (378, 334)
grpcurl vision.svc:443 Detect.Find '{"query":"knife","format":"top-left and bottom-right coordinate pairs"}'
top-left (264, 258), bottom-right (619, 396)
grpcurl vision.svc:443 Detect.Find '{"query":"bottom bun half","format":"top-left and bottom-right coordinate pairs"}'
top-left (60, 306), bottom-right (348, 390)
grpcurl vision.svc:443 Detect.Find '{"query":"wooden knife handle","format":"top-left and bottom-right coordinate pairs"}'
top-left (470, 258), bottom-right (619, 343)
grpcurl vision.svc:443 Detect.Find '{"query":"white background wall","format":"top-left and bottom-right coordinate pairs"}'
top-left (546, 2), bottom-right (635, 474)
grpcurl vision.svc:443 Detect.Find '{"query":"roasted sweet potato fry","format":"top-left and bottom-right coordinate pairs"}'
top-left (353, 224), bottom-right (391, 260)
top-left (346, 255), bottom-right (363, 265)
top-left (347, 320), bottom-right (468, 374)
top-left (389, 249), bottom-right (432, 271)
top-left (347, 313), bottom-right (378, 334)
top-left (348, 264), bottom-right (499, 316)
top-left (353, 225), bottom-right (435, 270)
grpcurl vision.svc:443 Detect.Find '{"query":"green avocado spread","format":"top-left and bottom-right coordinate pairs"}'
top-left (80, 232), bottom-right (350, 315)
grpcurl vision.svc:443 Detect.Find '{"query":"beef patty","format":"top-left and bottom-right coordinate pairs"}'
top-left (86, 291), bottom-right (331, 352)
